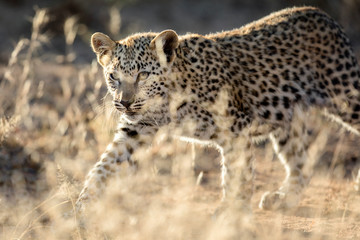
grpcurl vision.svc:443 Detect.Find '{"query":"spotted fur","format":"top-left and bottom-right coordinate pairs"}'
top-left (77, 6), bottom-right (360, 211)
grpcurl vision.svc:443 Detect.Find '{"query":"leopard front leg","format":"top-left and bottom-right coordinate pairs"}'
top-left (220, 138), bottom-right (254, 212)
top-left (76, 124), bottom-right (156, 212)
top-left (75, 141), bottom-right (131, 212)
top-left (259, 123), bottom-right (310, 210)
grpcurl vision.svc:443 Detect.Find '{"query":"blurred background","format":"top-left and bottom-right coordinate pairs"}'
top-left (1, 0), bottom-right (360, 64)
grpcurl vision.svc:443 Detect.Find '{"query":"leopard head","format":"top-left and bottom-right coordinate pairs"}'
top-left (91, 30), bottom-right (179, 122)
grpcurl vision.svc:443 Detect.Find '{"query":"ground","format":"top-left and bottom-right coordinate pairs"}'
top-left (1, 1), bottom-right (360, 239)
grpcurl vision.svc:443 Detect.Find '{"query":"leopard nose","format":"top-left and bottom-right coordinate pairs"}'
top-left (120, 100), bottom-right (131, 109)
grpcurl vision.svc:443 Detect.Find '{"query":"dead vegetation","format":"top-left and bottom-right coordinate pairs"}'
top-left (1, 3), bottom-right (360, 240)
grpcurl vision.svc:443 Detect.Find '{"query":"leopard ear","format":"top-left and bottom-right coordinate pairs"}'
top-left (150, 30), bottom-right (179, 67)
top-left (91, 32), bottom-right (116, 66)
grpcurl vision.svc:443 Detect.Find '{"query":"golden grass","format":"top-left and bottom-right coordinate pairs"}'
top-left (1, 7), bottom-right (360, 240)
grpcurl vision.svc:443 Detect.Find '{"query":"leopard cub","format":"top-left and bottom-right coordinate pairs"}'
top-left (77, 6), bottom-right (360, 211)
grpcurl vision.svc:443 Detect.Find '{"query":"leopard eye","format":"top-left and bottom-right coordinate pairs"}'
top-left (109, 73), bottom-right (119, 81)
top-left (137, 71), bottom-right (149, 81)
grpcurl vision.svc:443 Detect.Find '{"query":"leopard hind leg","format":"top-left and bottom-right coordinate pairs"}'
top-left (322, 97), bottom-right (360, 191)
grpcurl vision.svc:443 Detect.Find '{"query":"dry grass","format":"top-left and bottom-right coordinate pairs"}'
top-left (1, 7), bottom-right (360, 240)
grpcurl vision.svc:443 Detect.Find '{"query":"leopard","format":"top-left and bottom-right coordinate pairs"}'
top-left (76, 6), bottom-right (360, 212)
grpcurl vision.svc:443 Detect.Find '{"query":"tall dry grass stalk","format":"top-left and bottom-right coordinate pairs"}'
top-left (109, 6), bottom-right (121, 36)
top-left (2, 8), bottom-right (49, 118)
top-left (23, 8), bottom-right (49, 82)
top-left (64, 15), bottom-right (79, 62)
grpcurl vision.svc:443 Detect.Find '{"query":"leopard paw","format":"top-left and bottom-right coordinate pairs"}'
top-left (259, 190), bottom-right (300, 210)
